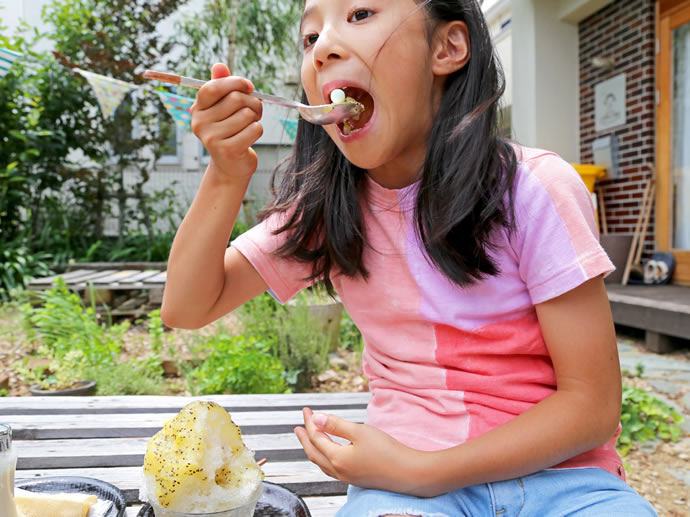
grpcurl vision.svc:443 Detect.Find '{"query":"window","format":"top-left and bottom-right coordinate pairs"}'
top-left (158, 117), bottom-right (182, 165)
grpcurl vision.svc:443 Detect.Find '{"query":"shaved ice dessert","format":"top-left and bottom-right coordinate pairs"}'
top-left (140, 401), bottom-right (264, 516)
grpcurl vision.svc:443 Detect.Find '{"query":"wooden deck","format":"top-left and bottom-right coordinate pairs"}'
top-left (28, 263), bottom-right (167, 317)
top-left (606, 283), bottom-right (690, 353)
top-left (5, 393), bottom-right (370, 517)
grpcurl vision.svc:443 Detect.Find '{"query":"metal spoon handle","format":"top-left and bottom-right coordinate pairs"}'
top-left (178, 76), bottom-right (306, 109)
top-left (250, 91), bottom-right (304, 109)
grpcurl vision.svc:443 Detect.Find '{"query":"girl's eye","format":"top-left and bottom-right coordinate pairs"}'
top-left (349, 9), bottom-right (373, 22)
top-left (303, 33), bottom-right (319, 49)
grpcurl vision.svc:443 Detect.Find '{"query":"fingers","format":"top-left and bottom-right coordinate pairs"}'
top-left (211, 62), bottom-right (231, 79)
top-left (191, 78), bottom-right (263, 159)
top-left (295, 425), bottom-right (336, 477)
top-left (311, 410), bottom-right (359, 443)
top-left (193, 75), bottom-right (255, 112)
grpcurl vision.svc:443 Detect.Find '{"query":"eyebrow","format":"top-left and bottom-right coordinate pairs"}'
top-left (300, 5), bottom-right (316, 33)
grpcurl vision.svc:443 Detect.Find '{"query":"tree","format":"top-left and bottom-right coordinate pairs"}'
top-left (42, 0), bottom-right (188, 245)
top-left (169, 0), bottom-right (301, 93)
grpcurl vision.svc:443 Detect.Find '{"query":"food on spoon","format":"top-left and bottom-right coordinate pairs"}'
top-left (330, 88), bottom-right (346, 104)
top-left (140, 401), bottom-right (264, 514)
top-left (324, 88), bottom-right (365, 121)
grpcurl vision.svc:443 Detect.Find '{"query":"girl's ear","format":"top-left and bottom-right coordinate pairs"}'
top-left (431, 21), bottom-right (470, 76)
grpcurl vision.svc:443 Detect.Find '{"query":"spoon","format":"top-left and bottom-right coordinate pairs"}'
top-left (144, 70), bottom-right (362, 126)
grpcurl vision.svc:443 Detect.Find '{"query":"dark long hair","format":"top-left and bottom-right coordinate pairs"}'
top-left (261, 0), bottom-right (517, 292)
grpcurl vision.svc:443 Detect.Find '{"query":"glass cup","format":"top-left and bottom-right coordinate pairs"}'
top-left (148, 486), bottom-right (262, 517)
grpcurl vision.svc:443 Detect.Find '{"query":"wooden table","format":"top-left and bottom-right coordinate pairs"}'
top-left (2, 393), bottom-right (370, 517)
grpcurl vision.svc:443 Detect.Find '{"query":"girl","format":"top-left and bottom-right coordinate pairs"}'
top-left (161, 0), bottom-right (658, 515)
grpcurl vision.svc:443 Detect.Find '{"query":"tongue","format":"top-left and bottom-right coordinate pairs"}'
top-left (342, 88), bottom-right (374, 131)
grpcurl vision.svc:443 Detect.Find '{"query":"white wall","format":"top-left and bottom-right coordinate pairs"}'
top-left (484, 0), bottom-right (513, 108)
top-left (512, 0), bottom-right (580, 162)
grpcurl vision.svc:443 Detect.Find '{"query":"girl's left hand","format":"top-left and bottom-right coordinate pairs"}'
top-left (294, 407), bottom-right (426, 493)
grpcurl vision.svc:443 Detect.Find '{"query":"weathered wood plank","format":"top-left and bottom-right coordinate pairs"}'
top-left (29, 269), bottom-right (94, 286)
top-left (69, 270), bottom-right (120, 284)
top-left (145, 272), bottom-right (167, 283)
top-left (0, 393), bottom-right (369, 414)
top-left (8, 409), bottom-right (367, 439)
top-left (16, 462), bottom-right (346, 503)
top-left (91, 270), bottom-right (142, 284)
top-left (14, 433), bottom-right (351, 469)
top-left (118, 271), bottom-right (162, 284)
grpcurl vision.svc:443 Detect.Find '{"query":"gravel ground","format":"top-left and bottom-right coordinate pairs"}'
top-left (1, 306), bottom-right (688, 515)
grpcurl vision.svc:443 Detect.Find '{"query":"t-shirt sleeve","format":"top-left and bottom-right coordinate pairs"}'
top-left (511, 151), bottom-right (615, 304)
top-left (231, 213), bottom-right (314, 303)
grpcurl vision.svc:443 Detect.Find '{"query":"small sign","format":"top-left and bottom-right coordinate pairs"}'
top-left (595, 73), bottom-right (627, 132)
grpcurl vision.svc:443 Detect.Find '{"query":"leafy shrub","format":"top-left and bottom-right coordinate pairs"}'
top-left (87, 361), bottom-right (167, 395)
top-left (13, 278), bottom-right (166, 392)
top-left (618, 385), bottom-right (684, 456)
top-left (238, 291), bottom-right (331, 389)
top-left (0, 240), bottom-right (53, 301)
top-left (339, 311), bottom-right (363, 353)
top-left (186, 332), bottom-right (287, 395)
top-left (19, 278), bottom-right (125, 366)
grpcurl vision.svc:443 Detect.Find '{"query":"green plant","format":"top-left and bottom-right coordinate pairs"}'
top-left (238, 291), bottom-right (332, 389)
top-left (339, 311), bottom-right (364, 353)
top-left (19, 279), bottom-right (126, 366)
top-left (13, 279), bottom-right (167, 393)
top-left (186, 332), bottom-right (288, 395)
top-left (0, 240), bottom-right (54, 301)
top-left (87, 361), bottom-right (167, 395)
top-left (618, 385), bottom-right (684, 456)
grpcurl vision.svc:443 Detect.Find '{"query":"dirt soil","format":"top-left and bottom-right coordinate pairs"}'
top-left (0, 308), bottom-right (688, 516)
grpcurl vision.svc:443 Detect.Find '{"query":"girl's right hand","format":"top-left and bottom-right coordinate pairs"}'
top-left (191, 63), bottom-right (264, 181)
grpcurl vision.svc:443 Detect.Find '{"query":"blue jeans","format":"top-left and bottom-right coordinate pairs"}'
top-left (335, 468), bottom-right (657, 517)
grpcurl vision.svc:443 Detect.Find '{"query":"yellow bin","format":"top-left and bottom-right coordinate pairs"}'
top-left (571, 164), bottom-right (607, 193)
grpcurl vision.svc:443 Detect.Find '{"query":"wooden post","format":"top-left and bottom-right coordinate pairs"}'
top-left (622, 179), bottom-right (654, 285)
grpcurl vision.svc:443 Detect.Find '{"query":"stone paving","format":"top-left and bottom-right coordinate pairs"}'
top-left (618, 342), bottom-right (690, 489)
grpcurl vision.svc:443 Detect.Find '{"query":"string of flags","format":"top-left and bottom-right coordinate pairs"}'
top-left (154, 90), bottom-right (194, 128)
top-left (0, 47), bottom-right (21, 78)
top-left (74, 69), bottom-right (139, 119)
top-left (0, 45), bottom-right (297, 140)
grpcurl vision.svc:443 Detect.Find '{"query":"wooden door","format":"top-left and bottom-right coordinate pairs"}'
top-left (657, 1), bottom-right (690, 285)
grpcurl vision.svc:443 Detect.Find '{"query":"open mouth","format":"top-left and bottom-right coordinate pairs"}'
top-left (336, 87), bottom-right (375, 136)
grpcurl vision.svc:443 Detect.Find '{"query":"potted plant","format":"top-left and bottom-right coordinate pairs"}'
top-left (16, 349), bottom-right (97, 396)
top-left (286, 288), bottom-right (344, 352)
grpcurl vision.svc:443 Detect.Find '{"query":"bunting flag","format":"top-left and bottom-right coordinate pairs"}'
top-left (74, 68), bottom-right (138, 119)
top-left (0, 47), bottom-right (21, 78)
top-left (278, 118), bottom-right (298, 141)
top-left (154, 90), bottom-right (194, 130)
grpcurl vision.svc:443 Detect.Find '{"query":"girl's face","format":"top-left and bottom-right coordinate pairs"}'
top-left (300, 0), bottom-right (443, 187)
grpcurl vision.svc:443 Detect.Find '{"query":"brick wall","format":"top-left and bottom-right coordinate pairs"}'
top-left (579, 0), bottom-right (656, 257)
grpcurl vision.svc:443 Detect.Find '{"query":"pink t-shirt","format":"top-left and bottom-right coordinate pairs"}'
top-left (232, 146), bottom-right (624, 480)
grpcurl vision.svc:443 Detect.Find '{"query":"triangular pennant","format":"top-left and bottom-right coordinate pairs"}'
top-left (0, 47), bottom-right (22, 78)
top-left (155, 90), bottom-right (195, 130)
top-left (75, 68), bottom-right (138, 119)
top-left (278, 118), bottom-right (298, 141)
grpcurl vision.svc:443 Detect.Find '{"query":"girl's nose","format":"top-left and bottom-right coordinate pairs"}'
top-left (312, 28), bottom-right (347, 70)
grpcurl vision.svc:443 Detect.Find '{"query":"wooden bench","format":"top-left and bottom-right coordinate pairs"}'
top-left (3, 393), bottom-right (369, 516)
top-left (606, 283), bottom-right (690, 353)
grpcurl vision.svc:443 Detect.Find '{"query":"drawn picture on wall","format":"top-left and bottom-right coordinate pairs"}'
top-left (595, 73), bottom-right (627, 132)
